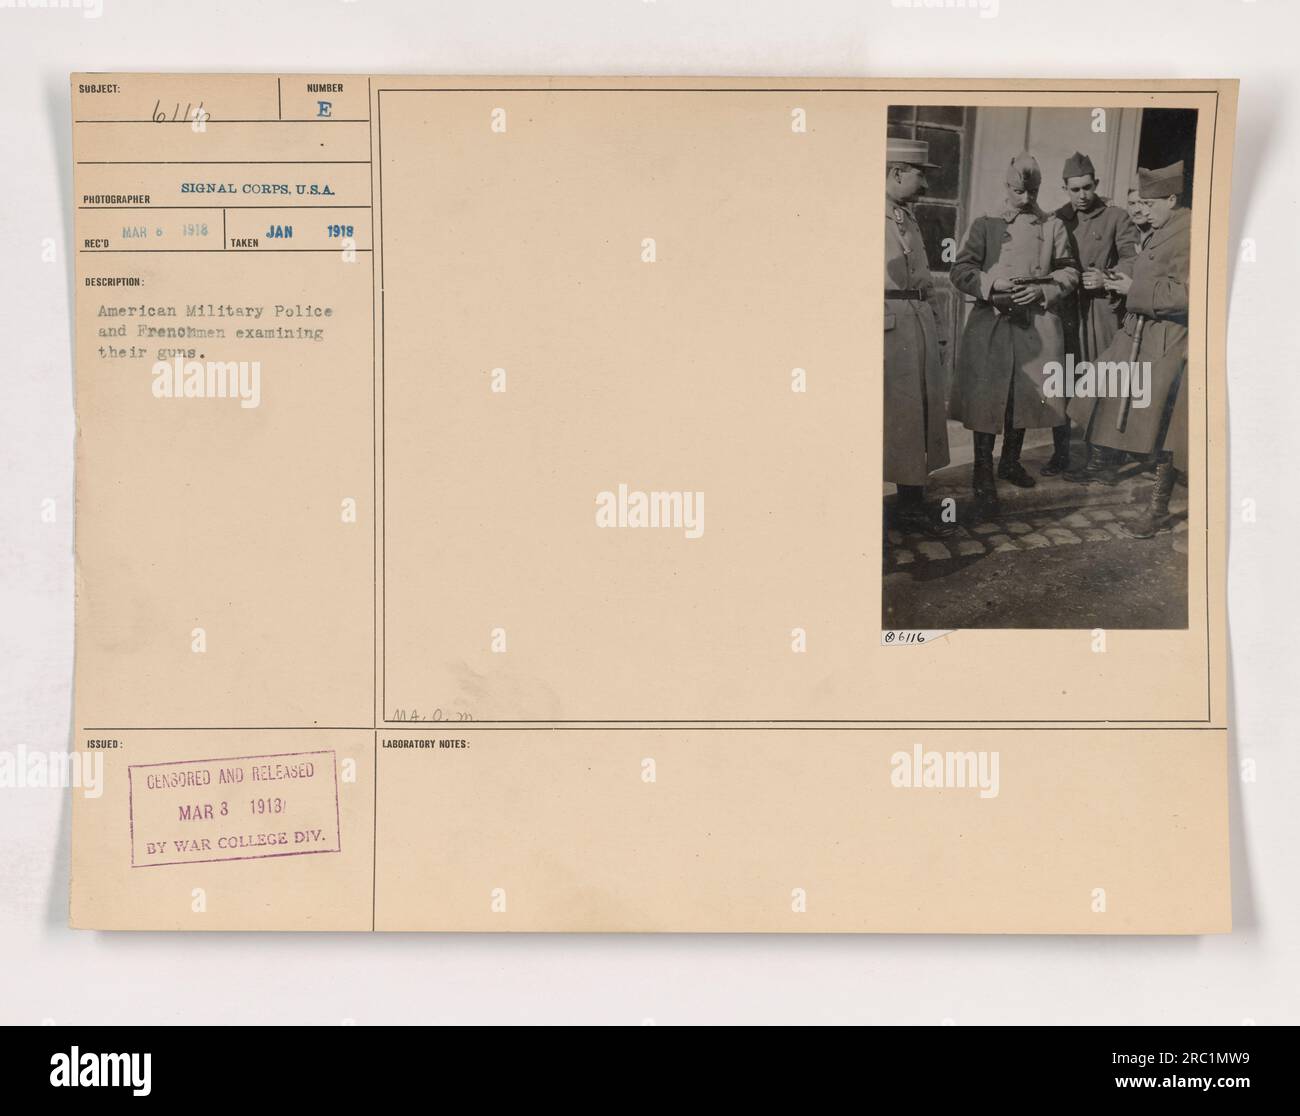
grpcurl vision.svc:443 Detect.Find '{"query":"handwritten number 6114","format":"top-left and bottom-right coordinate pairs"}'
top-left (151, 98), bottom-right (205, 123)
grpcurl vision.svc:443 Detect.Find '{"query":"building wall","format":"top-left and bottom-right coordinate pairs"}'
top-left (967, 106), bottom-right (1142, 218)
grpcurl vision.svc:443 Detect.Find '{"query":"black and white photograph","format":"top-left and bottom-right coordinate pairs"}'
top-left (883, 104), bottom-right (1197, 630)
top-left (1, 0), bottom-right (1297, 1075)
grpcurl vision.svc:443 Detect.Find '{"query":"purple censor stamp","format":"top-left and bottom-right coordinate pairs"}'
top-left (128, 750), bottom-right (342, 867)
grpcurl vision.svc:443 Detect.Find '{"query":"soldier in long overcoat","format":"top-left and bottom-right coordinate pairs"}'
top-left (1048, 151), bottom-right (1140, 475)
top-left (949, 153), bottom-right (1079, 515)
top-left (883, 137), bottom-right (953, 537)
top-left (1088, 161), bottom-right (1191, 538)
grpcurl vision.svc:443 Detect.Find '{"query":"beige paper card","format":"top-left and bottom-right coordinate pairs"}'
top-left (70, 76), bottom-right (1235, 932)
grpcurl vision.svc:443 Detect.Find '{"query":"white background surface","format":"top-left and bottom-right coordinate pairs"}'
top-left (1, 0), bottom-right (1295, 1025)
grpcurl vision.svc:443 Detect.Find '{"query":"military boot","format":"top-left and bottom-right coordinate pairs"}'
top-left (1041, 423), bottom-right (1070, 476)
top-left (997, 426), bottom-right (1036, 488)
top-left (1120, 458), bottom-right (1177, 538)
top-left (1065, 444), bottom-right (1120, 486)
top-left (972, 432), bottom-right (999, 518)
top-left (893, 485), bottom-right (957, 539)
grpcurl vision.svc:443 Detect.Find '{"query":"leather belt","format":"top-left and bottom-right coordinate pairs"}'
top-left (884, 289), bottom-right (927, 301)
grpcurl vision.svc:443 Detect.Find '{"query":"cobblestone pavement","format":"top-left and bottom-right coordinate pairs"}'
top-left (886, 495), bottom-right (1190, 569)
top-left (883, 440), bottom-right (1191, 627)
